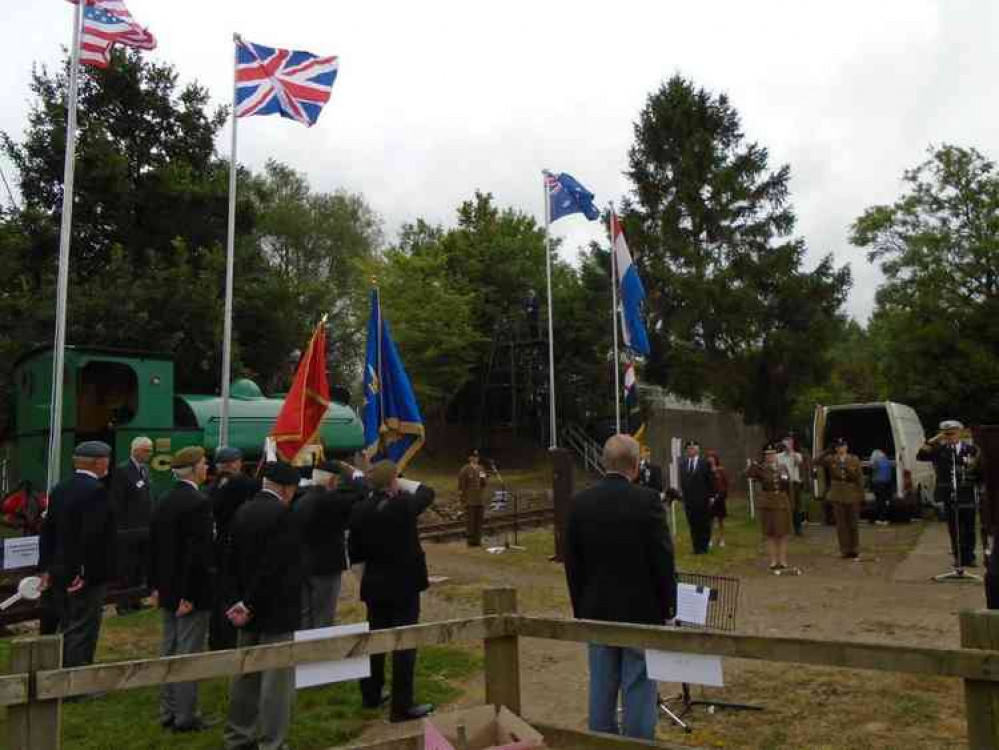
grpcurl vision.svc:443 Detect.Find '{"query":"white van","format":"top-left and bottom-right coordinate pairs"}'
top-left (812, 402), bottom-right (936, 518)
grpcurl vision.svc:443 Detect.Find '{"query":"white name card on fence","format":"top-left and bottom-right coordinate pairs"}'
top-left (294, 622), bottom-right (371, 689)
top-left (3, 536), bottom-right (39, 570)
top-left (646, 649), bottom-right (724, 688)
top-left (676, 583), bottom-right (710, 626)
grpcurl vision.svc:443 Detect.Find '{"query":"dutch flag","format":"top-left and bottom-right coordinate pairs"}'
top-left (611, 212), bottom-right (651, 356)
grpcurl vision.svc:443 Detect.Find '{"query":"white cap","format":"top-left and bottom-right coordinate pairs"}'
top-left (939, 420), bottom-right (964, 431)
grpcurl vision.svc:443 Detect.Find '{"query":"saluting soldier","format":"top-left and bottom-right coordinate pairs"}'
top-left (818, 438), bottom-right (864, 560)
top-left (917, 420), bottom-right (980, 568)
top-left (457, 449), bottom-right (488, 547)
top-left (746, 445), bottom-right (799, 575)
top-left (207, 447), bottom-right (260, 651)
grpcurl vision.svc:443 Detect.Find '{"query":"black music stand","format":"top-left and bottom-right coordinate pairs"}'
top-left (659, 572), bottom-right (763, 732)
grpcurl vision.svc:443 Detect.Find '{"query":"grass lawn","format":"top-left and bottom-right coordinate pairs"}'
top-left (0, 607), bottom-right (481, 750)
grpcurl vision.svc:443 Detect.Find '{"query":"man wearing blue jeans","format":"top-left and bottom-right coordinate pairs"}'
top-left (564, 434), bottom-right (677, 740)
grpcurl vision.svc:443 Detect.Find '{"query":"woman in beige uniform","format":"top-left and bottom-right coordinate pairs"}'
top-left (817, 437), bottom-right (864, 560)
top-left (746, 444), bottom-right (800, 575)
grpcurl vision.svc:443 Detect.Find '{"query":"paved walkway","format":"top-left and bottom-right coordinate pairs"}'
top-left (892, 519), bottom-right (982, 583)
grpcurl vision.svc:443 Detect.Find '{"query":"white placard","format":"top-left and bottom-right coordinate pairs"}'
top-left (3, 536), bottom-right (40, 570)
top-left (646, 649), bottom-right (724, 687)
top-left (294, 622), bottom-right (371, 689)
top-left (676, 583), bottom-right (710, 626)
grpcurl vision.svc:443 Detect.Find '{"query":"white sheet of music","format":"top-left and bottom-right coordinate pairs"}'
top-left (676, 583), bottom-right (710, 626)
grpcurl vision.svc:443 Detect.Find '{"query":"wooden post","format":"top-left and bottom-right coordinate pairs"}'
top-left (482, 588), bottom-right (521, 714)
top-left (960, 609), bottom-right (999, 749)
top-left (8, 635), bottom-right (62, 750)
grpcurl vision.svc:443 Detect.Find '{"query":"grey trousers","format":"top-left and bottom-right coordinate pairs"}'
top-left (300, 573), bottom-right (343, 630)
top-left (60, 583), bottom-right (107, 668)
top-left (224, 630), bottom-right (294, 750)
top-left (159, 608), bottom-right (209, 727)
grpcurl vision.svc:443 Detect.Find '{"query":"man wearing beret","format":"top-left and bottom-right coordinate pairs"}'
top-left (349, 460), bottom-right (436, 722)
top-left (918, 420), bottom-right (981, 568)
top-left (38, 441), bottom-right (117, 668)
top-left (207, 447), bottom-right (261, 651)
top-left (224, 461), bottom-right (304, 750)
top-left (293, 460), bottom-right (366, 629)
top-left (147, 446), bottom-right (216, 732)
top-left (817, 437), bottom-right (864, 559)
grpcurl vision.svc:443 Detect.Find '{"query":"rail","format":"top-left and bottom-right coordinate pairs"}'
top-left (560, 423), bottom-right (605, 476)
top-left (4, 589), bottom-right (999, 748)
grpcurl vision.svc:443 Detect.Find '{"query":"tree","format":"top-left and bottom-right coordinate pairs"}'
top-left (851, 144), bottom-right (999, 425)
top-left (624, 74), bottom-right (851, 432)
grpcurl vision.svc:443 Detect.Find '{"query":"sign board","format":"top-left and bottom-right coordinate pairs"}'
top-left (646, 649), bottom-right (724, 687)
top-left (2, 536), bottom-right (40, 570)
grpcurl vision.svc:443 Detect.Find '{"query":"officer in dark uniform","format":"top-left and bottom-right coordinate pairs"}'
top-left (293, 460), bottom-right (366, 628)
top-left (918, 420), bottom-right (980, 568)
top-left (349, 460), bottom-right (436, 722)
top-left (147, 446), bottom-right (216, 732)
top-left (224, 461), bottom-right (304, 750)
top-left (39, 441), bottom-right (117, 667)
top-left (110, 436), bottom-right (153, 613)
top-left (207, 446), bottom-right (260, 650)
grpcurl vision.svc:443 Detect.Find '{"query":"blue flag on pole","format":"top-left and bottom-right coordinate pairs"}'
top-left (362, 290), bottom-right (425, 471)
top-left (611, 211), bottom-right (651, 356)
top-left (544, 170), bottom-right (600, 222)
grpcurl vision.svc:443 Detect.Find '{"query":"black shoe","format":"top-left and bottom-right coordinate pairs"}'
top-left (160, 717), bottom-right (174, 730)
top-left (390, 703), bottom-right (435, 723)
top-left (172, 717), bottom-right (220, 733)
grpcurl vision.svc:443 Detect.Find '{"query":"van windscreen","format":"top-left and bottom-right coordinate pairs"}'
top-left (824, 408), bottom-right (895, 461)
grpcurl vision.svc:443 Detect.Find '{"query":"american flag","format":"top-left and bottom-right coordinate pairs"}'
top-left (67, 0), bottom-right (156, 69)
top-left (235, 37), bottom-right (339, 128)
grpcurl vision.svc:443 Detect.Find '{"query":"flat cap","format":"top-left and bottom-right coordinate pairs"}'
top-left (74, 441), bottom-right (111, 458)
top-left (262, 461), bottom-right (300, 487)
top-left (171, 446), bottom-right (206, 469)
top-left (939, 420), bottom-right (964, 431)
top-left (367, 460), bottom-right (398, 491)
top-left (215, 446), bottom-right (243, 464)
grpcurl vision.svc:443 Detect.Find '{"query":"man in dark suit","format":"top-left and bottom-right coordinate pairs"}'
top-left (39, 441), bottom-right (117, 668)
top-left (637, 445), bottom-right (665, 500)
top-left (207, 447), bottom-right (260, 651)
top-left (564, 434), bottom-right (676, 740)
top-left (293, 460), bottom-right (366, 628)
top-left (224, 461), bottom-right (304, 750)
top-left (349, 460), bottom-right (436, 722)
top-left (110, 435), bottom-right (154, 613)
top-left (680, 439), bottom-right (714, 554)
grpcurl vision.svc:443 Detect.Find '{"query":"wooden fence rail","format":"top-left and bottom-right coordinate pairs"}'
top-left (3, 588), bottom-right (999, 749)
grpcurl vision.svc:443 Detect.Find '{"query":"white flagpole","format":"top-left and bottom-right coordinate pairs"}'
top-left (610, 205), bottom-right (621, 435)
top-left (542, 173), bottom-right (557, 449)
top-left (45, 1), bottom-right (86, 491)
top-left (220, 34), bottom-right (241, 449)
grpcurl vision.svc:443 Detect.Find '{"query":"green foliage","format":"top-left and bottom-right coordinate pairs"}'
top-left (851, 144), bottom-right (999, 425)
top-left (623, 74), bottom-right (851, 433)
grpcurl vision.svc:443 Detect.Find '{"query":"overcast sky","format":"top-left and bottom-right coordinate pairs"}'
top-left (3, 1), bottom-right (997, 321)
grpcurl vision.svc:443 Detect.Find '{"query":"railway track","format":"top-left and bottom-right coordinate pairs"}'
top-left (419, 507), bottom-right (555, 542)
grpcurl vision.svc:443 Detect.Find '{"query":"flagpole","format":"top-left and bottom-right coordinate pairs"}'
top-left (610, 205), bottom-right (622, 435)
top-left (375, 283), bottom-right (386, 449)
top-left (220, 33), bottom-right (241, 449)
top-left (542, 173), bottom-right (557, 449)
top-left (45, 0), bottom-right (86, 491)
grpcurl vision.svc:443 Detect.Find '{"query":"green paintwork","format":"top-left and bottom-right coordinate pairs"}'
top-left (3, 347), bottom-right (363, 496)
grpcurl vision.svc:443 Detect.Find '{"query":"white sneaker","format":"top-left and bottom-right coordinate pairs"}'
top-left (718, 540), bottom-right (726, 548)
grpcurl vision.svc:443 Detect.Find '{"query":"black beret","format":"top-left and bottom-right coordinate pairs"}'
top-left (262, 461), bottom-right (300, 487)
top-left (764, 443), bottom-right (779, 454)
top-left (215, 446), bottom-right (242, 464)
top-left (468, 448), bottom-right (479, 458)
top-left (74, 441), bottom-right (112, 458)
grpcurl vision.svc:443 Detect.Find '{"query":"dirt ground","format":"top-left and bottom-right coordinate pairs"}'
top-left (352, 497), bottom-right (985, 750)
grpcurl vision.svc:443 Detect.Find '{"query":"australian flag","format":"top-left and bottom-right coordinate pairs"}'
top-left (362, 291), bottom-right (425, 472)
top-left (544, 170), bottom-right (600, 223)
top-left (235, 36), bottom-right (339, 127)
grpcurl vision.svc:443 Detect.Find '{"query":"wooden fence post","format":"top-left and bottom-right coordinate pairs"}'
top-left (482, 587), bottom-right (521, 714)
top-left (8, 635), bottom-right (62, 750)
top-left (960, 609), bottom-right (999, 749)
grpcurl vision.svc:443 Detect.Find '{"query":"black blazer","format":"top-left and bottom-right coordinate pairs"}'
top-left (564, 474), bottom-right (676, 625)
top-left (209, 472), bottom-right (261, 567)
top-left (147, 482), bottom-right (215, 611)
top-left (680, 455), bottom-right (714, 507)
top-left (638, 460), bottom-right (664, 495)
top-left (41, 472), bottom-right (117, 588)
top-left (110, 459), bottom-right (152, 530)
top-left (228, 490), bottom-right (305, 634)
top-left (293, 479), bottom-right (367, 576)
top-left (348, 485), bottom-right (435, 604)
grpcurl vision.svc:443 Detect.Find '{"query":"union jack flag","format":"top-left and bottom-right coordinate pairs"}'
top-left (235, 37), bottom-right (339, 128)
top-left (67, 0), bottom-right (156, 69)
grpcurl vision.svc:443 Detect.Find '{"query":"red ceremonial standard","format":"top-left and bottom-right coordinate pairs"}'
top-left (270, 320), bottom-right (331, 462)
